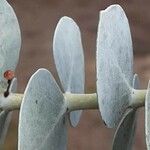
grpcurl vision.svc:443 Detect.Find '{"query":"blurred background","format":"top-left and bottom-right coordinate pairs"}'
top-left (4, 0), bottom-right (150, 149)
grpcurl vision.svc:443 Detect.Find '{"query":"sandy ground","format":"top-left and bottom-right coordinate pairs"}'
top-left (2, 0), bottom-right (150, 149)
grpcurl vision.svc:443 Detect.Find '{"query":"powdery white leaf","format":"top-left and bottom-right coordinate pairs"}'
top-left (132, 74), bottom-right (140, 89)
top-left (112, 108), bottom-right (136, 150)
top-left (18, 69), bottom-right (67, 150)
top-left (0, 78), bottom-right (17, 147)
top-left (0, 0), bottom-right (21, 92)
top-left (0, 111), bottom-right (12, 147)
top-left (145, 80), bottom-right (150, 149)
top-left (112, 74), bottom-right (139, 150)
top-left (53, 16), bottom-right (85, 127)
top-left (96, 4), bottom-right (133, 128)
top-left (9, 78), bottom-right (17, 93)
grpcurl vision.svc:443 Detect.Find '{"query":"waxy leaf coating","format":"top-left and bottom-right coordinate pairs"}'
top-left (96, 4), bottom-right (133, 128)
top-left (112, 74), bottom-right (139, 150)
top-left (53, 16), bottom-right (85, 127)
top-left (18, 69), bottom-right (67, 150)
top-left (0, 78), bottom-right (17, 147)
top-left (145, 81), bottom-right (150, 149)
top-left (0, 0), bottom-right (21, 92)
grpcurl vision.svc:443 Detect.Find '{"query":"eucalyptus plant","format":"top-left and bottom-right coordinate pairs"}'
top-left (0, 1), bottom-right (149, 150)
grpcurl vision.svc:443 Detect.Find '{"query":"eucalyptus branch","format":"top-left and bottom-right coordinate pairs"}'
top-left (0, 88), bottom-right (147, 112)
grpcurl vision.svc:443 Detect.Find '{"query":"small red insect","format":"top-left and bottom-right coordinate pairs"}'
top-left (4, 70), bottom-right (15, 80)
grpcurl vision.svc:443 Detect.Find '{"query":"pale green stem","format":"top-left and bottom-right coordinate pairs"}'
top-left (0, 89), bottom-right (147, 111)
top-left (0, 93), bottom-right (98, 111)
top-left (64, 93), bottom-right (98, 111)
top-left (0, 93), bottom-right (23, 111)
top-left (129, 89), bottom-right (147, 108)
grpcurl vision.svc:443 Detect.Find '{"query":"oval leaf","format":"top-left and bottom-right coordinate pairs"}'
top-left (53, 16), bottom-right (85, 127)
top-left (112, 108), bottom-right (136, 150)
top-left (145, 81), bottom-right (150, 149)
top-left (112, 74), bottom-right (139, 150)
top-left (96, 4), bottom-right (133, 128)
top-left (18, 69), bottom-right (67, 150)
top-left (0, 111), bottom-right (12, 148)
top-left (0, 0), bottom-right (21, 92)
top-left (0, 78), bottom-right (17, 147)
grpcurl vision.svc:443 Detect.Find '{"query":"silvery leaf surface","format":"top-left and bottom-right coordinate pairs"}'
top-left (96, 4), bottom-right (133, 128)
top-left (0, 0), bottom-right (21, 92)
top-left (112, 108), bottom-right (136, 150)
top-left (53, 16), bottom-right (85, 127)
top-left (132, 74), bottom-right (140, 89)
top-left (9, 78), bottom-right (17, 93)
top-left (145, 81), bottom-right (150, 149)
top-left (0, 78), bottom-right (17, 147)
top-left (18, 69), bottom-right (67, 150)
top-left (112, 74), bottom-right (139, 150)
top-left (0, 110), bottom-right (12, 147)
